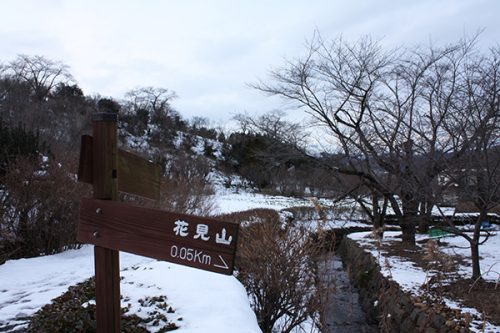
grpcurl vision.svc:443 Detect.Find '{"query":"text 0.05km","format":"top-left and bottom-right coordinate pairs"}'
top-left (170, 245), bottom-right (211, 265)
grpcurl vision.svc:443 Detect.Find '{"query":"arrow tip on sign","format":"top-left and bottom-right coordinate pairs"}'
top-left (213, 255), bottom-right (229, 270)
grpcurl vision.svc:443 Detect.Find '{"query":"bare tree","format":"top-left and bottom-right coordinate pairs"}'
top-left (6, 55), bottom-right (74, 101)
top-left (253, 34), bottom-right (495, 246)
top-left (234, 110), bottom-right (308, 148)
top-left (121, 87), bottom-right (180, 144)
top-left (438, 46), bottom-right (500, 279)
top-left (123, 87), bottom-right (177, 124)
top-left (0, 55), bottom-right (91, 153)
top-left (190, 116), bottom-right (210, 130)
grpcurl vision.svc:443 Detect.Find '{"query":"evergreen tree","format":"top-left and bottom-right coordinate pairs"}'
top-left (0, 119), bottom-right (44, 176)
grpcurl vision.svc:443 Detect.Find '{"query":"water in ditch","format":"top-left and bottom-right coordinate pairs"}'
top-left (320, 254), bottom-right (378, 333)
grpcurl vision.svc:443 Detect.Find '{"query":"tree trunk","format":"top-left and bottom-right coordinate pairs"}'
top-left (372, 194), bottom-right (388, 239)
top-left (400, 216), bottom-right (416, 246)
top-left (418, 200), bottom-right (431, 234)
top-left (401, 197), bottom-right (418, 246)
top-left (470, 240), bottom-right (481, 280)
top-left (18, 210), bottom-right (31, 257)
top-left (471, 209), bottom-right (487, 280)
top-left (372, 194), bottom-right (381, 229)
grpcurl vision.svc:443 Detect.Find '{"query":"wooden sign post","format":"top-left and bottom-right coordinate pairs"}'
top-left (77, 112), bottom-right (239, 332)
top-left (90, 112), bottom-right (120, 333)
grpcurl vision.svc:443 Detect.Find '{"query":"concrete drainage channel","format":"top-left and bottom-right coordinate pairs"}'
top-left (318, 227), bottom-right (379, 333)
top-left (321, 253), bottom-right (379, 333)
top-left (322, 227), bottom-right (474, 333)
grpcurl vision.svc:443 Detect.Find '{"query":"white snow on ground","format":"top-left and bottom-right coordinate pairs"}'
top-left (2, 183), bottom-right (498, 332)
top-left (349, 231), bottom-right (500, 333)
top-left (1, 187), bottom-right (317, 332)
top-left (0, 246), bottom-right (95, 329)
top-left (210, 171), bottom-right (316, 214)
top-left (0, 246), bottom-right (260, 332)
top-left (120, 259), bottom-right (261, 333)
top-left (213, 191), bottom-right (312, 214)
top-left (213, 190), bottom-right (372, 232)
top-left (439, 231), bottom-right (500, 282)
top-left (349, 232), bottom-right (428, 294)
top-left (0, 188), bottom-right (345, 332)
top-left (1, 188), bottom-right (316, 332)
top-left (295, 218), bottom-right (373, 234)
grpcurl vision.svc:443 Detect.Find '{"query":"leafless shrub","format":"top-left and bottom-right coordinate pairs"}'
top-left (158, 154), bottom-right (215, 215)
top-left (0, 155), bottom-right (89, 262)
top-left (235, 212), bottom-right (330, 333)
top-left (422, 240), bottom-right (456, 290)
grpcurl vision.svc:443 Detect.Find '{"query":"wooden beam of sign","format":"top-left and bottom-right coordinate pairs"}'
top-left (78, 135), bottom-right (161, 200)
top-left (78, 198), bottom-right (239, 275)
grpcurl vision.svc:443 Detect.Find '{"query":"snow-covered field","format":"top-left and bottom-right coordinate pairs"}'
top-left (1, 183), bottom-right (499, 332)
top-left (349, 231), bottom-right (500, 333)
top-left (214, 191), bottom-right (312, 215)
top-left (1, 190), bottom-right (311, 332)
top-left (0, 247), bottom-right (261, 332)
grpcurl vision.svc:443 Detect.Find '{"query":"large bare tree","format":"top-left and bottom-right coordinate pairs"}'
top-left (0, 55), bottom-right (91, 153)
top-left (121, 87), bottom-right (180, 144)
top-left (6, 55), bottom-right (73, 101)
top-left (254, 34), bottom-right (497, 246)
top-left (439, 46), bottom-right (500, 279)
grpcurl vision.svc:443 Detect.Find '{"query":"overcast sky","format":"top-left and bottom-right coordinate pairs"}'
top-left (1, 0), bottom-right (499, 124)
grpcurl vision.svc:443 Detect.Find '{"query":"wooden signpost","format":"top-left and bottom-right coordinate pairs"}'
top-left (77, 112), bottom-right (239, 332)
top-left (78, 198), bottom-right (238, 274)
top-left (78, 135), bottom-right (161, 200)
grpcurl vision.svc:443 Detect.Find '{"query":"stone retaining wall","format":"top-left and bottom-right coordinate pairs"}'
top-left (338, 237), bottom-right (468, 333)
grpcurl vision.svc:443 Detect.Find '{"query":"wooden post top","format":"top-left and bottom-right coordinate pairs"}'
top-left (92, 112), bottom-right (118, 122)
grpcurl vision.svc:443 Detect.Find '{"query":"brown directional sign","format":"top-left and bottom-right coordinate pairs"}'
top-left (78, 198), bottom-right (239, 275)
top-left (78, 135), bottom-right (161, 200)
